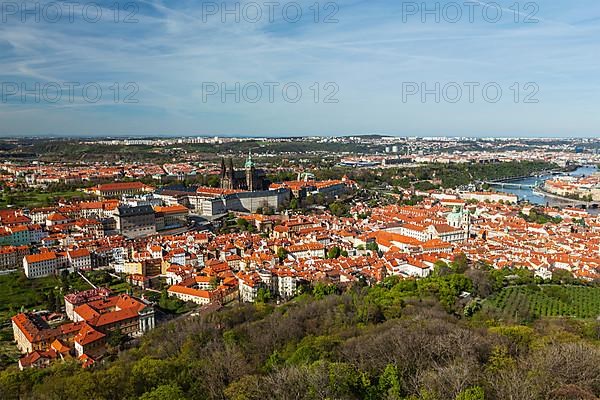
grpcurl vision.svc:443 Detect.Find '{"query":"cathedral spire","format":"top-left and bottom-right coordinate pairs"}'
top-left (220, 158), bottom-right (226, 179)
top-left (228, 158), bottom-right (234, 178)
top-left (245, 150), bottom-right (254, 169)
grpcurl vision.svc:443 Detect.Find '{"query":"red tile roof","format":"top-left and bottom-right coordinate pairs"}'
top-left (25, 252), bottom-right (57, 264)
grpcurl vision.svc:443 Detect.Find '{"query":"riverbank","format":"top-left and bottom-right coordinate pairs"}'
top-left (535, 185), bottom-right (598, 205)
top-left (495, 165), bottom-right (599, 213)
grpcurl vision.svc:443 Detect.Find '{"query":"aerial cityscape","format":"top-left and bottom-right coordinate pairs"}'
top-left (0, 135), bottom-right (598, 399)
top-left (2, 0), bottom-right (600, 399)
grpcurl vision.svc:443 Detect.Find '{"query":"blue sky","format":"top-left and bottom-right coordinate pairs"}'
top-left (0, 0), bottom-right (599, 137)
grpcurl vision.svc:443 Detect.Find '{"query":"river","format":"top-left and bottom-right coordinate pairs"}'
top-left (495, 165), bottom-right (599, 215)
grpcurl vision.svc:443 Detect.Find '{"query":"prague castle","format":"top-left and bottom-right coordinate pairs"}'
top-left (220, 152), bottom-right (269, 192)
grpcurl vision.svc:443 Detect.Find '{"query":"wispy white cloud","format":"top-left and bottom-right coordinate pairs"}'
top-left (0, 0), bottom-right (599, 136)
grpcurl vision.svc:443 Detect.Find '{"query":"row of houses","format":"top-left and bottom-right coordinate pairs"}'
top-left (23, 249), bottom-right (91, 278)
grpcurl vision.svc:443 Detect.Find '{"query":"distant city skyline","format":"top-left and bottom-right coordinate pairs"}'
top-left (1, 0), bottom-right (599, 137)
top-left (0, 133), bottom-right (599, 139)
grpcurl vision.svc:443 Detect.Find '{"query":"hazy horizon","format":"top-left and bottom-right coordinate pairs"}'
top-left (0, 133), bottom-right (598, 140)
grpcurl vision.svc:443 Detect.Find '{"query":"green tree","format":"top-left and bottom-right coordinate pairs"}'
top-left (366, 242), bottom-right (379, 253)
top-left (450, 253), bottom-right (469, 273)
top-left (224, 375), bottom-right (263, 400)
top-left (432, 274), bottom-right (473, 311)
top-left (132, 357), bottom-right (178, 395)
top-left (456, 386), bottom-right (485, 400)
top-left (378, 364), bottom-right (402, 398)
top-left (313, 282), bottom-right (337, 299)
top-left (107, 328), bottom-right (126, 348)
top-left (485, 345), bottom-right (516, 374)
top-left (207, 175), bottom-right (220, 188)
top-left (263, 350), bottom-right (284, 373)
top-left (433, 260), bottom-right (451, 276)
top-left (277, 247), bottom-right (289, 262)
top-left (236, 218), bottom-right (249, 231)
top-left (139, 384), bottom-right (186, 400)
top-left (46, 290), bottom-right (56, 312)
top-left (256, 288), bottom-right (271, 303)
top-left (290, 197), bottom-right (299, 210)
top-left (552, 269), bottom-right (575, 284)
top-left (327, 247), bottom-right (342, 259)
top-left (329, 201), bottom-right (350, 217)
top-left (60, 270), bottom-right (69, 293)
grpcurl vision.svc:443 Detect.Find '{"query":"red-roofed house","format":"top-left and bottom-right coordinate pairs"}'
top-left (73, 323), bottom-right (106, 358)
top-left (23, 252), bottom-right (57, 278)
top-left (67, 249), bottom-right (91, 271)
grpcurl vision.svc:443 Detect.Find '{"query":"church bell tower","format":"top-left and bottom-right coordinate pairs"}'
top-left (245, 151), bottom-right (256, 191)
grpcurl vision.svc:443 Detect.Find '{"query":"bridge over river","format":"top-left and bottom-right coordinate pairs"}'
top-left (477, 178), bottom-right (540, 190)
top-left (481, 181), bottom-right (538, 189)
top-left (481, 166), bottom-right (600, 213)
top-left (476, 170), bottom-right (561, 190)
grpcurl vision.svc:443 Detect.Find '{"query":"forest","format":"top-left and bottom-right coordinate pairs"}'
top-left (2, 262), bottom-right (600, 400)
